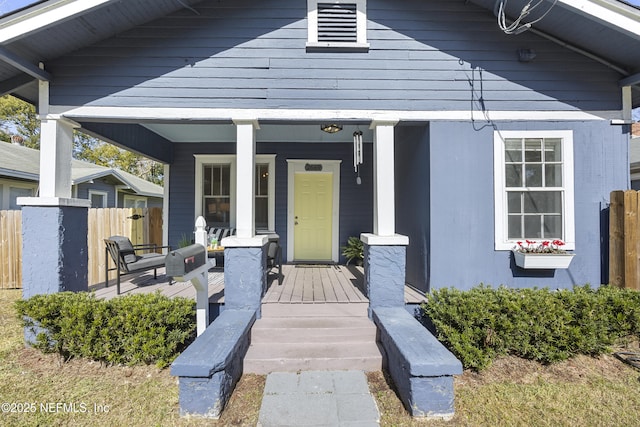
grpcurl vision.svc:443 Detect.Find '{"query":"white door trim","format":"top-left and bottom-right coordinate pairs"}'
top-left (287, 159), bottom-right (341, 263)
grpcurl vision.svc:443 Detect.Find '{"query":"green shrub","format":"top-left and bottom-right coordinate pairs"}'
top-left (15, 292), bottom-right (196, 368)
top-left (422, 284), bottom-right (640, 371)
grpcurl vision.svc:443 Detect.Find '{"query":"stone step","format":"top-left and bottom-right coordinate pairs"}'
top-left (243, 342), bottom-right (383, 374)
top-left (250, 316), bottom-right (376, 343)
top-left (261, 302), bottom-right (369, 318)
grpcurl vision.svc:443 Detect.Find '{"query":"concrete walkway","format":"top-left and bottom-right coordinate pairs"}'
top-left (257, 370), bottom-right (380, 427)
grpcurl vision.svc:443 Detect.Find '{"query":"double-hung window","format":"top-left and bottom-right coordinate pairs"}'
top-left (307, 0), bottom-right (369, 49)
top-left (494, 130), bottom-right (575, 250)
top-left (195, 155), bottom-right (275, 231)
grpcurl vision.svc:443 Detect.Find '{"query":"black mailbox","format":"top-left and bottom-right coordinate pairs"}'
top-left (166, 244), bottom-right (206, 276)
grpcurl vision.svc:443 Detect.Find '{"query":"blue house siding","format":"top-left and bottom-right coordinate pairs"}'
top-left (47, 0), bottom-right (620, 113)
top-left (167, 141), bottom-right (374, 262)
top-left (424, 120), bottom-right (628, 291)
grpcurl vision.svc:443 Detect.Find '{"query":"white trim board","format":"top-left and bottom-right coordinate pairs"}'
top-left (53, 106), bottom-right (622, 123)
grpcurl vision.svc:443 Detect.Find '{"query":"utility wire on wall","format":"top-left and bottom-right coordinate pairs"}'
top-left (494, 0), bottom-right (558, 35)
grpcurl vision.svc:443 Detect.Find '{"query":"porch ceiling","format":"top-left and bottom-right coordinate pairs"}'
top-left (141, 123), bottom-right (375, 144)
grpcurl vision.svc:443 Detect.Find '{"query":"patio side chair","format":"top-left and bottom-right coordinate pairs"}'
top-left (104, 235), bottom-right (171, 295)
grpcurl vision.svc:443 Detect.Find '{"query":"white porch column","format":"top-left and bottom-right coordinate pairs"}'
top-left (371, 120), bottom-right (398, 236)
top-left (233, 119), bottom-right (259, 239)
top-left (39, 118), bottom-right (75, 199)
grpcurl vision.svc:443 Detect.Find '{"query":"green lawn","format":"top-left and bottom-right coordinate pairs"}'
top-left (2, 289), bottom-right (639, 426)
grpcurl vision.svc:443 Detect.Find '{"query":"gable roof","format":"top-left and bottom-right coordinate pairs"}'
top-left (0, 141), bottom-right (164, 198)
top-left (0, 0), bottom-right (639, 106)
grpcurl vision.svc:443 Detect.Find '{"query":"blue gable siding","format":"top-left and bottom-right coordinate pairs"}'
top-left (48, 0), bottom-right (621, 112)
top-left (167, 141), bottom-right (373, 261)
top-left (421, 120), bottom-right (628, 291)
top-left (76, 179), bottom-right (116, 207)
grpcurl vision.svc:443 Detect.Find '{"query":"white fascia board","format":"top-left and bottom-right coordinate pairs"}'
top-left (0, 0), bottom-right (117, 44)
top-left (557, 0), bottom-right (640, 38)
top-left (54, 106), bottom-right (621, 123)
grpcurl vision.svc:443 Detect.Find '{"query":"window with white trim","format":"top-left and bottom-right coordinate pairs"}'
top-left (195, 155), bottom-right (276, 231)
top-left (123, 195), bottom-right (147, 208)
top-left (494, 130), bottom-right (575, 250)
top-left (307, 0), bottom-right (368, 49)
top-left (88, 190), bottom-right (108, 208)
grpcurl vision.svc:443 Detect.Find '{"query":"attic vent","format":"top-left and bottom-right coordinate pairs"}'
top-left (317, 3), bottom-right (357, 43)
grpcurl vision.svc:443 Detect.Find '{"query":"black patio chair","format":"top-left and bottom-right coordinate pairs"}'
top-left (266, 239), bottom-right (283, 285)
top-left (104, 235), bottom-right (171, 295)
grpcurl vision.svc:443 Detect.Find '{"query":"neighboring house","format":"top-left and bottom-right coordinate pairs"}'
top-left (630, 123), bottom-right (640, 189)
top-left (0, 0), bottom-right (638, 296)
top-left (0, 141), bottom-right (163, 210)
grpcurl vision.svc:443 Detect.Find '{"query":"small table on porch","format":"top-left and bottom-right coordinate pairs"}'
top-left (207, 247), bottom-right (225, 268)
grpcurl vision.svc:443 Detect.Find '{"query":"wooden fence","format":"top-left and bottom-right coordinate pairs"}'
top-left (0, 210), bottom-right (22, 289)
top-left (610, 190), bottom-right (640, 290)
top-left (0, 207), bottom-right (163, 289)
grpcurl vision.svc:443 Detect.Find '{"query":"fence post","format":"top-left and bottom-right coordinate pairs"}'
top-left (609, 191), bottom-right (624, 288)
top-left (624, 191), bottom-right (639, 290)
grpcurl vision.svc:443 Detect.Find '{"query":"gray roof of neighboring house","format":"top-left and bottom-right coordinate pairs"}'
top-left (0, 0), bottom-right (639, 107)
top-left (0, 141), bottom-right (163, 198)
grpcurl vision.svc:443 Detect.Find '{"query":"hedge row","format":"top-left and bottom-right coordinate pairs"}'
top-left (421, 285), bottom-right (640, 371)
top-left (15, 292), bottom-right (196, 368)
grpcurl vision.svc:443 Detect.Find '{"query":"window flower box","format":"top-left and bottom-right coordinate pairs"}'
top-left (512, 240), bottom-right (574, 269)
top-left (512, 250), bottom-right (575, 269)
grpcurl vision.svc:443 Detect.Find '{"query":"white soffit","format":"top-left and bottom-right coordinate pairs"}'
top-left (0, 0), bottom-right (117, 44)
top-left (557, 0), bottom-right (640, 38)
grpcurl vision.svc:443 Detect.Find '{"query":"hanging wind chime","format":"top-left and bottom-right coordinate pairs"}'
top-left (353, 130), bottom-right (363, 185)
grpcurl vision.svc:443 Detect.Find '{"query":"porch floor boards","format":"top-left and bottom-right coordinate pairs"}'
top-left (263, 265), bottom-right (368, 304)
top-left (90, 264), bottom-right (426, 305)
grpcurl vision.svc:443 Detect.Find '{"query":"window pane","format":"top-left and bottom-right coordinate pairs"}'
top-left (212, 167), bottom-right (221, 195)
top-left (543, 215), bottom-right (562, 238)
top-left (506, 164), bottom-right (522, 187)
top-left (524, 215), bottom-right (542, 238)
top-left (204, 196), bottom-right (230, 227)
top-left (255, 197), bottom-right (268, 230)
top-left (505, 139), bottom-right (522, 162)
top-left (544, 139), bottom-right (562, 162)
top-left (525, 164), bottom-right (542, 187)
top-left (221, 165), bottom-right (230, 195)
top-left (507, 192), bottom-right (521, 213)
top-left (91, 193), bottom-right (106, 208)
top-left (256, 164), bottom-right (268, 196)
top-left (508, 215), bottom-right (522, 239)
top-left (524, 191), bottom-right (562, 214)
top-left (545, 164), bottom-right (562, 187)
top-left (204, 166), bottom-right (213, 196)
top-left (524, 139), bottom-right (542, 162)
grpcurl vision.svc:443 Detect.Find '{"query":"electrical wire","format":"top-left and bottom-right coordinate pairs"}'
top-left (496, 0), bottom-right (558, 35)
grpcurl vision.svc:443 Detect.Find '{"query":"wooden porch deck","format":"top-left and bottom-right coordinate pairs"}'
top-left (90, 264), bottom-right (426, 305)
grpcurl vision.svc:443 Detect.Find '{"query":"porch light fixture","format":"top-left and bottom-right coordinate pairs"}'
top-left (321, 123), bottom-right (342, 133)
top-left (353, 130), bottom-right (363, 185)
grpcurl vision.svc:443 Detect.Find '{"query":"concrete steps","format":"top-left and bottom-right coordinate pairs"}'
top-left (243, 303), bottom-right (382, 374)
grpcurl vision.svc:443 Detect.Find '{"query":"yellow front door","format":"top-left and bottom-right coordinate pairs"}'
top-left (294, 172), bottom-right (333, 261)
